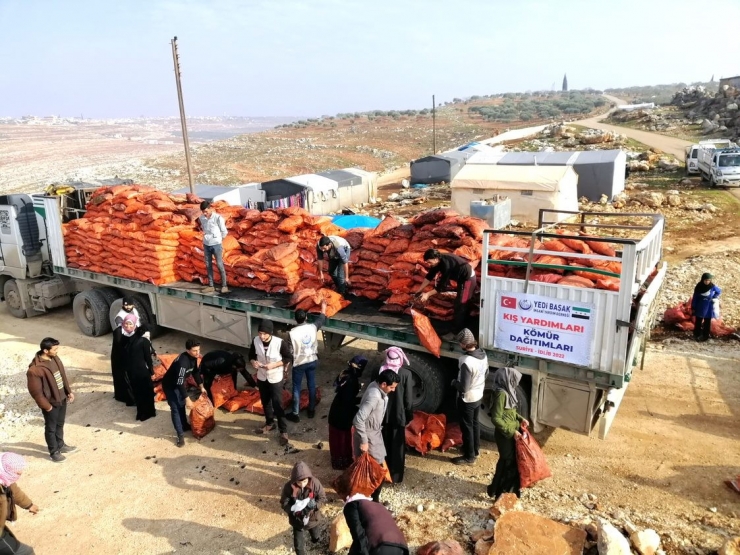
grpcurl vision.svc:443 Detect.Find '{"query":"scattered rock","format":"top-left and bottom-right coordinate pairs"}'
top-left (417, 539), bottom-right (465, 555)
top-left (329, 513), bottom-right (352, 553)
top-left (658, 159), bottom-right (680, 171)
top-left (490, 492), bottom-right (523, 520)
top-left (471, 529), bottom-right (493, 542)
top-left (597, 518), bottom-right (631, 555)
top-left (720, 537), bottom-right (740, 555)
top-left (632, 191), bottom-right (665, 208)
top-left (475, 538), bottom-right (494, 555)
top-left (488, 511), bottom-right (587, 555)
top-left (630, 529), bottom-right (661, 555)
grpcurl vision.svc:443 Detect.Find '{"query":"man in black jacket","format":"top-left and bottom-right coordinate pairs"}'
top-left (343, 494), bottom-right (409, 555)
top-left (199, 350), bottom-right (256, 403)
top-left (416, 249), bottom-right (477, 339)
top-left (162, 339), bottom-right (206, 447)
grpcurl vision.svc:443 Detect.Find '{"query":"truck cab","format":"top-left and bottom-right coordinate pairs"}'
top-left (685, 145), bottom-right (700, 175)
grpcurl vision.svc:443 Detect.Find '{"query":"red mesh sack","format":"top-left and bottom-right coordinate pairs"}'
top-left (190, 393), bottom-right (215, 439)
top-left (440, 422), bottom-right (463, 452)
top-left (421, 413), bottom-right (447, 452)
top-left (581, 237), bottom-right (617, 257)
top-left (558, 275), bottom-right (595, 288)
top-left (332, 452), bottom-right (386, 498)
top-left (210, 374), bottom-right (238, 409)
top-left (410, 309), bottom-right (442, 358)
top-left (515, 423), bottom-right (552, 488)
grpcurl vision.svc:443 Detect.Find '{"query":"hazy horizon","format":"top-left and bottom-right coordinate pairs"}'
top-left (2, 0), bottom-right (738, 119)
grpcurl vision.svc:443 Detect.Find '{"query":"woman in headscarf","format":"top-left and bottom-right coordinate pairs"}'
top-left (691, 272), bottom-right (721, 342)
top-left (0, 452), bottom-right (39, 555)
top-left (110, 312), bottom-right (135, 406)
top-left (328, 356), bottom-right (367, 470)
top-left (487, 367), bottom-right (528, 500)
top-left (374, 347), bottom-right (414, 483)
top-left (121, 314), bottom-right (157, 421)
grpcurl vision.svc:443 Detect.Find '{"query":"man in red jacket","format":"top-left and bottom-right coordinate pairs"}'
top-left (27, 338), bottom-right (76, 463)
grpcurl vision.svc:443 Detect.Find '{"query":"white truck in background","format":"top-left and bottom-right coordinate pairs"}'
top-left (695, 141), bottom-right (740, 186)
top-left (685, 139), bottom-right (735, 176)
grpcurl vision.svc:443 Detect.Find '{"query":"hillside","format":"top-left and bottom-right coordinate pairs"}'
top-left (142, 91), bottom-right (610, 190)
top-left (605, 81), bottom-right (717, 105)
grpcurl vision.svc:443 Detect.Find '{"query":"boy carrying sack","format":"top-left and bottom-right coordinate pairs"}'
top-left (280, 461), bottom-right (327, 555)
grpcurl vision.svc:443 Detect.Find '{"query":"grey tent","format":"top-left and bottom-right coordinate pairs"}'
top-left (489, 149), bottom-right (626, 201)
top-left (318, 169), bottom-right (368, 208)
top-left (410, 150), bottom-right (474, 184)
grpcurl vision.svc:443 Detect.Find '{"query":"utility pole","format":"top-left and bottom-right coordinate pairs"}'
top-left (432, 94), bottom-right (436, 155)
top-left (171, 36), bottom-right (195, 194)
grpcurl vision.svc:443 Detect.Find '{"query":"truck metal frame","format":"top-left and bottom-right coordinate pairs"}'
top-left (0, 196), bottom-right (666, 440)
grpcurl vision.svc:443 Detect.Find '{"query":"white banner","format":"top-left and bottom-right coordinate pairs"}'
top-left (493, 291), bottom-right (595, 367)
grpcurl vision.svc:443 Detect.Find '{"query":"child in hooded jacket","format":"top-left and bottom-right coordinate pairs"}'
top-left (280, 461), bottom-right (327, 555)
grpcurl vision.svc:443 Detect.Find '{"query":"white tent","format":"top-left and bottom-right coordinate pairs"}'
top-left (342, 167), bottom-right (378, 200)
top-left (451, 165), bottom-right (579, 223)
top-left (286, 174), bottom-right (340, 214)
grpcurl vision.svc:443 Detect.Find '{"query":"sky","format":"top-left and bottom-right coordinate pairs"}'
top-left (1, 0), bottom-right (739, 118)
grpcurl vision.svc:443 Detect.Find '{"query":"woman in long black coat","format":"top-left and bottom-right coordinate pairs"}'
top-left (121, 314), bottom-right (156, 421)
top-left (111, 322), bottom-right (135, 405)
top-left (328, 356), bottom-right (367, 470)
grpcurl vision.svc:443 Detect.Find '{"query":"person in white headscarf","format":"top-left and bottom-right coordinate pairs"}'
top-left (0, 452), bottom-right (39, 555)
top-left (374, 347), bottom-right (414, 484)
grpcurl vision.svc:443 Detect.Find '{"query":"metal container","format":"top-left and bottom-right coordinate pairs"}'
top-left (470, 196), bottom-right (511, 229)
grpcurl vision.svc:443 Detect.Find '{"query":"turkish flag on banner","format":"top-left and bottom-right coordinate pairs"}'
top-left (501, 296), bottom-right (517, 309)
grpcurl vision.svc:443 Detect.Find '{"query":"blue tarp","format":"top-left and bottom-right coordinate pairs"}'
top-left (331, 215), bottom-right (381, 229)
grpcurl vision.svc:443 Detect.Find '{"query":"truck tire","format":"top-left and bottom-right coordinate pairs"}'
top-left (132, 293), bottom-right (163, 338)
top-left (95, 287), bottom-right (121, 309)
top-left (404, 351), bottom-right (446, 413)
top-left (3, 279), bottom-right (27, 319)
top-left (478, 383), bottom-right (531, 443)
top-left (73, 290), bottom-right (112, 337)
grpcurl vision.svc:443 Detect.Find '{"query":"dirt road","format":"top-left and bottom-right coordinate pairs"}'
top-left (3, 306), bottom-right (740, 554)
top-left (577, 95), bottom-right (693, 161)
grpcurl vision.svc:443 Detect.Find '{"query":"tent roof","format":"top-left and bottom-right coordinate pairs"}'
top-left (285, 174), bottom-right (338, 194)
top-left (497, 151), bottom-right (579, 165)
top-left (466, 151), bottom-right (508, 165)
top-left (571, 149), bottom-right (624, 163)
top-left (437, 150), bottom-right (475, 163)
top-left (451, 165), bottom-right (577, 191)
top-left (317, 170), bottom-right (362, 186)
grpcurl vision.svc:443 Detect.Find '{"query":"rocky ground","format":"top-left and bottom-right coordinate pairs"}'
top-left (604, 84), bottom-right (740, 143)
top-left (3, 307), bottom-right (740, 555)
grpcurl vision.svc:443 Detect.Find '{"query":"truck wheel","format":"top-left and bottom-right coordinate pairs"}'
top-left (3, 279), bottom-right (27, 319)
top-left (405, 351), bottom-right (446, 413)
top-left (73, 290), bottom-right (112, 336)
top-left (95, 287), bottom-right (121, 309)
top-left (479, 383), bottom-right (531, 443)
top-left (132, 293), bottom-right (163, 338)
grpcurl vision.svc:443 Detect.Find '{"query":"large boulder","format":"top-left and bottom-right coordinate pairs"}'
top-left (488, 511), bottom-right (586, 555)
top-left (417, 540), bottom-right (465, 555)
top-left (628, 160), bottom-right (650, 172)
top-left (329, 513), bottom-right (352, 553)
top-left (597, 519), bottom-right (631, 555)
top-left (632, 191), bottom-right (665, 209)
top-left (658, 159), bottom-right (680, 171)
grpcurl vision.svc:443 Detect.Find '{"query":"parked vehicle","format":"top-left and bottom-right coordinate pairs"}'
top-left (0, 194), bottom-right (666, 440)
top-left (697, 142), bottom-right (740, 187)
top-left (685, 140), bottom-right (735, 176)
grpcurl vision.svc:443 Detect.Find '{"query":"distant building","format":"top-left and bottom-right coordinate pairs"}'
top-left (719, 75), bottom-right (740, 89)
top-left (562, 74), bottom-right (568, 92)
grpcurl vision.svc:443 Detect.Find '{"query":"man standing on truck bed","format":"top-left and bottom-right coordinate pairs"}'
top-left (316, 235), bottom-right (351, 296)
top-left (250, 319), bottom-right (294, 446)
top-left (27, 338), bottom-right (77, 463)
top-left (197, 201), bottom-right (229, 295)
top-left (162, 339), bottom-right (207, 447)
top-left (416, 249), bottom-right (477, 339)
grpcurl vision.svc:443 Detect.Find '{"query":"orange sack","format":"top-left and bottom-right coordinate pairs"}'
top-left (210, 374), bottom-right (238, 409)
top-left (189, 393), bottom-right (216, 439)
top-left (332, 452), bottom-right (387, 498)
top-left (410, 309), bottom-right (441, 357)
